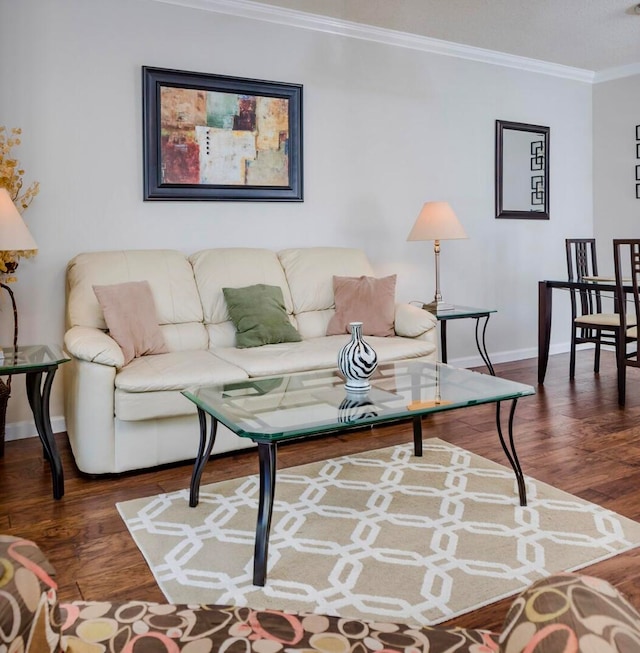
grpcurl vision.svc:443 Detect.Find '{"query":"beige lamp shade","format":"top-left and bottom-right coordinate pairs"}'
top-left (0, 188), bottom-right (38, 253)
top-left (407, 201), bottom-right (467, 312)
top-left (407, 201), bottom-right (467, 242)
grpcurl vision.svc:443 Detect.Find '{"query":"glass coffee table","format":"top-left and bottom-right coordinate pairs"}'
top-left (182, 360), bottom-right (535, 586)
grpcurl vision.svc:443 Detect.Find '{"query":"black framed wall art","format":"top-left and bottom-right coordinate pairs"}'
top-left (142, 67), bottom-right (303, 201)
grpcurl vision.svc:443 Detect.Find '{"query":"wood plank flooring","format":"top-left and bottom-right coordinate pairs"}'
top-left (2, 350), bottom-right (640, 633)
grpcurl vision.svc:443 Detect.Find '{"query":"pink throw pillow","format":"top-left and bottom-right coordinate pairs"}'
top-left (93, 281), bottom-right (168, 366)
top-left (326, 275), bottom-right (397, 337)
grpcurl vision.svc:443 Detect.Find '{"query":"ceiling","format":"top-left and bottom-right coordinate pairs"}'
top-left (250, 0), bottom-right (640, 73)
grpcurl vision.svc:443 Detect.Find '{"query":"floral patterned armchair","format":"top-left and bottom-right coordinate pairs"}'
top-left (2, 534), bottom-right (639, 652)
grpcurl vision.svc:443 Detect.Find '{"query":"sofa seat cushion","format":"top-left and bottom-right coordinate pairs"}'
top-left (212, 335), bottom-right (436, 378)
top-left (114, 351), bottom-right (248, 421)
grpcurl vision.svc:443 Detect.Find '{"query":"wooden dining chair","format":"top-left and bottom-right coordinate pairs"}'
top-left (613, 239), bottom-right (640, 406)
top-left (565, 238), bottom-right (624, 379)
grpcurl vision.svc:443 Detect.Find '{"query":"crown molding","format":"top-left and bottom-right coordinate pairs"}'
top-left (150, 0), bottom-right (597, 83)
top-left (594, 61), bottom-right (640, 83)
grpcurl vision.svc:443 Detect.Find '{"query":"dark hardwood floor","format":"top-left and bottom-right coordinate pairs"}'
top-left (2, 350), bottom-right (640, 633)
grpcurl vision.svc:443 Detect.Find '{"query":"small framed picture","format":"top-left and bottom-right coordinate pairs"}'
top-left (637, 184), bottom-right (640, 199)
top-left (637, 142), bottom-right (640, 159)
top-left (636, 125), bottom-right (640, 141)
top-left (637, 165), bottom-right (640, 181)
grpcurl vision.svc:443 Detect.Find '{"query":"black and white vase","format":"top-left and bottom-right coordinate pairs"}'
top-left (337, 321), bottom-right (378, 392)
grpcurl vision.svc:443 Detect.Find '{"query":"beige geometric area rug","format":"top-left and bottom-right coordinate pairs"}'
top-left (117, 438), bottom-right (640, 626)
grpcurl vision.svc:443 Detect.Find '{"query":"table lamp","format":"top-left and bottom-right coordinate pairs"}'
top-left (407, 201), bottom-right (467, 312)
top-left (0, 188), bottom-right (38, 356)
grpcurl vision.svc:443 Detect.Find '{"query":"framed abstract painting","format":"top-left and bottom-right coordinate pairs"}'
top-left (142, 67), bottom-right (303, 201)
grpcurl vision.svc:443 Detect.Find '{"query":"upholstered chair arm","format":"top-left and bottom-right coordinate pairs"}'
top-left (498, 572), bottom-right (640, 652)
top-left (0, 535), bottom-right (61, 652)
top-left (394, 302), bottom-right (437, 338)
top-left (64, 325), bottom-right (125, 368)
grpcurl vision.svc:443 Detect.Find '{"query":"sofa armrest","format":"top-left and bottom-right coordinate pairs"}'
top-left (394, 303), bottom-right (437, 338)
top-left (498, 572), bottom-right (640, 652)
top-left (0, 535), bottom-right (61, 652)
top-left (64, 326), bottom-right (124, 368)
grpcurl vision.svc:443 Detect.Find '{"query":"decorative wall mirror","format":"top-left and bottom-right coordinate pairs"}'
top-left (495, 120), bottom-right (549, 220)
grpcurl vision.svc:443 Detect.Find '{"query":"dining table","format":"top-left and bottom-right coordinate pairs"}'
top-left (537, 276), bottom-right (633, 385)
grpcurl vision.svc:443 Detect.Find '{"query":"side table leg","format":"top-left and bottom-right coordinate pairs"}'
top-left (440, 321), bottom-right (448, 364)
top-left (475, 315), bottom-right (496, 376)
top-left (495, 399), bottom-right (527, 506)
top-left (189, 408), bottom-right (217, 507)
top-left (0, 382), bottom-right (6, 459)
top-left (25, 369), bottom-right (64, 500)
top-left (253, 441), bottom-right (277, 586)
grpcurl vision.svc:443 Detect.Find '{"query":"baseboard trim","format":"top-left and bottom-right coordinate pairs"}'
top-left (4, 416), bottom-right (67, 443)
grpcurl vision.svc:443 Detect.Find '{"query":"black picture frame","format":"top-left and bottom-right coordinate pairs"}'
top-left (636, 125), bottom-right (640, 141)
top-left (636, 165), bottom-right (640, 181)
top-left (637, 142), bottom-right (640, 159)
top-left (143, 66), bottom-right (303, 201)
top-left (637, 184), bottom-right (640, 200)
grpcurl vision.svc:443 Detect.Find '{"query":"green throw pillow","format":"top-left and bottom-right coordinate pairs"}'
top-left (223, 284), bottom-right (302, 349)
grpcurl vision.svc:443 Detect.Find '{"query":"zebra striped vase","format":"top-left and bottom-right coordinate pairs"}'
top-left (338, 321), bottom-right (378, 392)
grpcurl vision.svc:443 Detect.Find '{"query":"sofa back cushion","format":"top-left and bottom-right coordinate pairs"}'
top-left (66, 250), bottom-right (207, 352)
top-left (190, 248), bottom-right (296, 348)
top-left (278, 248), bottom-right (375, 339)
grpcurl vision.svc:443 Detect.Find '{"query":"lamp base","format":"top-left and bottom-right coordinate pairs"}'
top-left (422, 300), bottom-right (456, 313)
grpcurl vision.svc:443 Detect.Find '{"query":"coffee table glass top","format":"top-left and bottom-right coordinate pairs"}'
top-left (182, 360), bottom-right (534, 442)
top-left (0, 345), bottom-right (69, 374)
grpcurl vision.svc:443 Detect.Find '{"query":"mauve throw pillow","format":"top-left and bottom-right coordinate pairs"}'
top-left (326, 274), bottom-right (397, 337)
top-left (93, 281), bottom-right (168, 366)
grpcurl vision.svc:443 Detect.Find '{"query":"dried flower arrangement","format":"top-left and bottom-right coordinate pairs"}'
top-left (0, 127), bottom-right (39, 281)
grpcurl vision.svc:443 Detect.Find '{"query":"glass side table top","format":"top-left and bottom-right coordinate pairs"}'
top-left (435, 305), bottom-right (497, 320)
top-left (183, 360), bottom-right (534, 442)
top-left (0, 345), bottom-right (70, 373)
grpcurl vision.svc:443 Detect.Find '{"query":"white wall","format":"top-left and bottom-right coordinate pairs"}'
top-left (593, 73), bottom-right (640, 272)
top-left (0, 0), bottom-right (594, 438)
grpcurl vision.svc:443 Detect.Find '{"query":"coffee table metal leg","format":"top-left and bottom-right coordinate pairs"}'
top-left (253, 441), bottom-right (277, 586)
top-left (189, 408), bottom-right (217, 507)
top-left (496, 399), bottom-right (527, 506)
top-left (412, 416), bottom-right (423, 456)
top-left (475, 315), bottom-right (496, 376)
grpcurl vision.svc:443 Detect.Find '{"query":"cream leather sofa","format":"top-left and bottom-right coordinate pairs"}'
top-left (64, 247), bottom-right (437, 474)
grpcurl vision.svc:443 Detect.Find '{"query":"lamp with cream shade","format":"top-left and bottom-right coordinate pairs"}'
top-left (407, 201), bottom-right (467, 312)
top-left (0, 186), bottom-right (37, 347)
top-left (0, 187), bottom-right (38, 456)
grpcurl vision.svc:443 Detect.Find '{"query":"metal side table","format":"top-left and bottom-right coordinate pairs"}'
top-left (0, 345), bottom-right (70, 499)
top-left (433, 305), bottom-right (497, 375)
